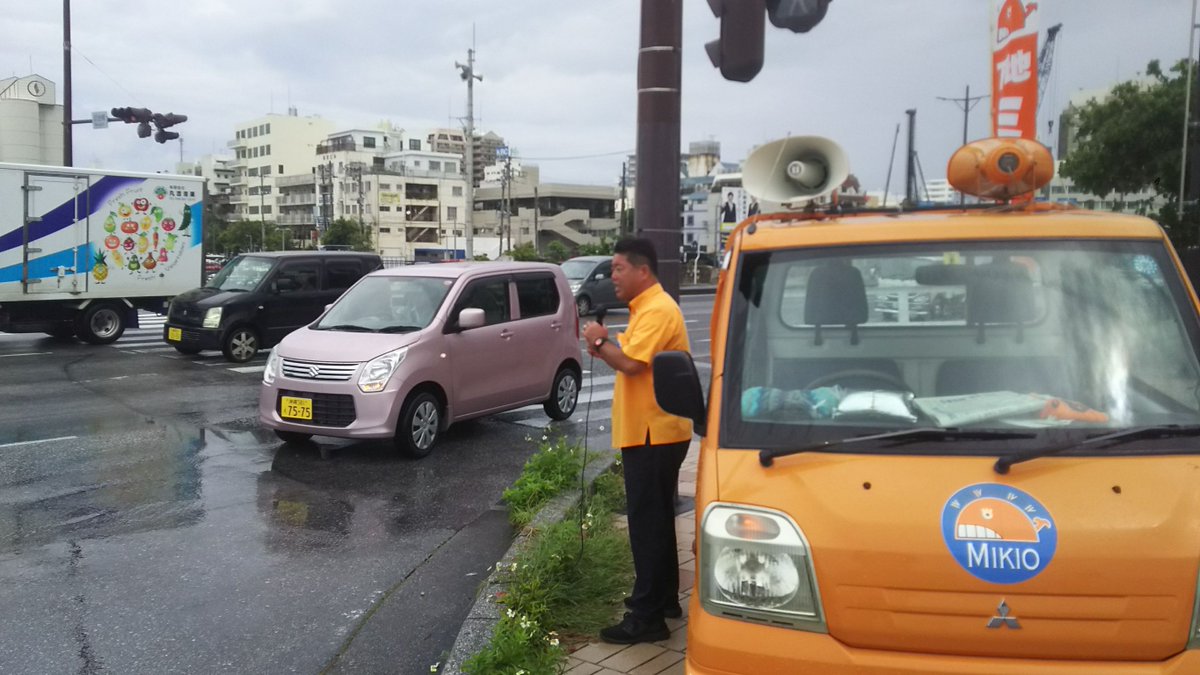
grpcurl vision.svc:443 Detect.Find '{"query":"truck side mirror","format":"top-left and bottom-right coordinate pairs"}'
top-left (653, 351), bottom-right (706, 436)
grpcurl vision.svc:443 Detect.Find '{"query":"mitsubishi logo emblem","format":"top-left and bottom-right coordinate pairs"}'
top-left (986, 599), bottom-right (1021, 629)
top-left (307, 366), bottom-right (320, 378)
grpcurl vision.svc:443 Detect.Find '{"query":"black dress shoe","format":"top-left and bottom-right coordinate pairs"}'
top-left (600, 613), bottom-right (671, 644)
top-left (624, 597), bottom-right (683, 619)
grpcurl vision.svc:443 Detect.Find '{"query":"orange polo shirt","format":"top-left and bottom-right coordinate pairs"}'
top-left (612, 282), bottom-right (693, 449)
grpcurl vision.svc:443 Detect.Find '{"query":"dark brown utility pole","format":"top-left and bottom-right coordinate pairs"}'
top-left (635, 0), bottom-right (683, 299)
top-left (63, 0), bottom-right (73, 166)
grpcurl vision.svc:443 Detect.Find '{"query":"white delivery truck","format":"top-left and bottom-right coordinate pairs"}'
top-left (0, 163), bottom-right (204, 344)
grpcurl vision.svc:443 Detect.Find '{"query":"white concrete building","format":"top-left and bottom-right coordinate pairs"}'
top-left (227, 109), bottom-right (334, 222)
top-left (923, 178), bottom-right (959, 204)
top-left (176, 154), bottom-right (235, 197)
top-left (0, 74), bottom-right (63, 165)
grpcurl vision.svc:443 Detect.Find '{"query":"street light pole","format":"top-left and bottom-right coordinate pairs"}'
top-left (62, 0), bottom-right (73, 166)
top-left (457, 41), bottom-right (483, 259)
top-left (258, 173), bottom-right (266, 250)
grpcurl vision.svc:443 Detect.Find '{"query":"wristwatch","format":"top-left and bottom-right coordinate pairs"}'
top-left (593, 336), bottom-right (610, 350)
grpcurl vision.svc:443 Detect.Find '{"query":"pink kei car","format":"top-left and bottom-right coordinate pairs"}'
top-left (258, 262), bottom-right (583, 457)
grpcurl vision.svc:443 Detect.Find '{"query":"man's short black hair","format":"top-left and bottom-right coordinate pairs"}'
top-left (614, 237), bottom-right (658, 276)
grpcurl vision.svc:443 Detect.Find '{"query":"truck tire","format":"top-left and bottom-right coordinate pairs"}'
top-left (76, 303), bottom-right (126, 345)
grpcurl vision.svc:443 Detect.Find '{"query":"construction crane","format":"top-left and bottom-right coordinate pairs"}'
top-left (1037, 23), bottom-right (1063, 117)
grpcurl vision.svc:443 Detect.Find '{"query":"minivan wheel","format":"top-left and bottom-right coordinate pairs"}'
top-left (543, 367), bottom-right (580, 421)
top-left (274, 430), bottom-right (312, 445)
top-left (576, 295), bottom-right (592, 316)
top-left (222, 326), bottom-right (259, 363)
top-left (396, 391), bottom-right (441, 458)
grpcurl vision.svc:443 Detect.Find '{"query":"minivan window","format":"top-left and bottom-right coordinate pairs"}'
top-left (313, 276), bottom-right (451, 332)
top-left (724, 240), bottom-right (1200, 452)
top-left (515, 275), bottom-right (560, 318)
top-left (455, 278), bottom-right (510, 326)
top-left (561, 260), bottom-right (596, 281)
top-left (274, 263), bottom-right (320, 293)
top-left (326, 261), bottom-right (364, 290)
top-left (206, 256), bottom-right (273, 292)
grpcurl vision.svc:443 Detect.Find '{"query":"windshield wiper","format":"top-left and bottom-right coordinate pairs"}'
top-left (378, 325), bottom-right (422, 333)
top-left (759, 427), bottom-right (1037, 467)
top-left (995, 424), bottom-right (1200, 474)
top-left (314, 324), bottom-right (376, 332)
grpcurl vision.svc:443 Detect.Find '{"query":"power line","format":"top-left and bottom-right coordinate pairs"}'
top-left (70, 44), bottom-right (143, 104)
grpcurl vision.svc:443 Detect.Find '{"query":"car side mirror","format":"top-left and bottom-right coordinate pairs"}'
top-left (594, 273), bottom-right (606, 280)
top-left (324, 303), bottom-right (333, 312)
top-left (458, 308), bottom-right (486, 330)
top-left (273, 278), bottom-right (298, 294)
top-left (653, 351), bottom-right (706, 437)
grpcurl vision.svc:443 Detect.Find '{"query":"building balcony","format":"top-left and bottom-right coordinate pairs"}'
top-left (277, 214), bottom-right (316, 227)
top-left (277, 194), bottom-right (317, 206)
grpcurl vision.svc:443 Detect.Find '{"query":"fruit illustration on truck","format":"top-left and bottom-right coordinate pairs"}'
top-left (105, 234), bottom-right (120, 250)
top-left (92, 251), bottom-right (108, 282)
top-left (161, 218), bottom-right (176, 232)
top-left (143, 253), bottom-right (157, 271)
top-left (121, 220), bottom-right (138, 234)
top-left (179, 207), bottom-right (191, 230)
top-left (133, 197), bottom-right (150, 212)
top-left (104, 214), bottom-right (117, 233)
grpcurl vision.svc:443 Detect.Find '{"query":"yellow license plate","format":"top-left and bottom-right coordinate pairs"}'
top-left (280, 396), bottom-right (313, 421)
top-left (168, 327), bottom-right (182, 342)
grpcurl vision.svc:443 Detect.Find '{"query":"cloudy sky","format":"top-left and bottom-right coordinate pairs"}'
top-left (2, 0), bottom-right (1194, 191)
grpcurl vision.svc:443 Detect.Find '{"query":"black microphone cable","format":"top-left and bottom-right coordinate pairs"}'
top-left (578, 306), bottom-right (606, 561)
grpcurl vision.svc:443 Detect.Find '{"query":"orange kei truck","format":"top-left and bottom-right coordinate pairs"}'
top-left (654, 137), bottom-right (1200, 673)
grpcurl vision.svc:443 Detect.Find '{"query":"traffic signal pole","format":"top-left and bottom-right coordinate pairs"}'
top-left (635, 0), bottom-right (684, 300)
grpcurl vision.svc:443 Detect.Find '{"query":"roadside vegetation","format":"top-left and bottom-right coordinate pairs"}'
top-left (464, 437), bottom-right (631, 675)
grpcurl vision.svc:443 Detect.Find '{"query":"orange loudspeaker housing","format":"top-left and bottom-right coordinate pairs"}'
top-left (947, 138), bottom-right (1054, 202)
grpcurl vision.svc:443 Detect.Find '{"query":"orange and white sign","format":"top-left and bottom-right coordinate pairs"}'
top-left (990, 0), bottom-right (1039, 140)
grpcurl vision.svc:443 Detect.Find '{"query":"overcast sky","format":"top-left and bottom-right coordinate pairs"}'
top-left (2, 0), bottom-right (1194, 191)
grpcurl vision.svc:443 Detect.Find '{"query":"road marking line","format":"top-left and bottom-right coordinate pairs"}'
top-left (229, 365), bottom-right (265, 374)
top-left (0, 352), bottom-right (51, 358)
top-left (0, 435), bottom-right (77, 448)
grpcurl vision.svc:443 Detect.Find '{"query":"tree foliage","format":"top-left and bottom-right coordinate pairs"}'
top-left (1060, 59), bottom-right (1187, 201)
top-left (320, 217), bottom-right (373, 251)
top-left (215, 219), bottom-right (275, 255)
top-left (576, 238), bottom-right (615, 256)
top-left (545, 241), bottom-right (570, 263)
top-left (508, 242), bottom-right (541, 261)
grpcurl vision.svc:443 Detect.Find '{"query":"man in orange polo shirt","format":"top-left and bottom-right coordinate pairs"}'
top-left (582, 237), bottom-right (692, 644)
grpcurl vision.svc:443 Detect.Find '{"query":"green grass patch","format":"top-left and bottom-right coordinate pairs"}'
top-left (464, 448), bottom-right (630, 674)
top-left (502, 435), bottom-right (587, 528)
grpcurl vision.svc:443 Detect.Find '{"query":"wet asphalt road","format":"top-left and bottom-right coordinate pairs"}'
top-left (0, 294), bottom-right (715, 675)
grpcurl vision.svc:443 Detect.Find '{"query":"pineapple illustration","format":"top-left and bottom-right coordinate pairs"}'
top-left (92, 251), bottom-right (109, 282)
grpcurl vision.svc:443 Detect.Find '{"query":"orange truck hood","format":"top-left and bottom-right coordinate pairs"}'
top-left (713, 448), bottom-right (1200, 661)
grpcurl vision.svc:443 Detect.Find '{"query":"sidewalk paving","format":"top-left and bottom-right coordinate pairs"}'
top-left (562, 442), bottom-right (699, 675)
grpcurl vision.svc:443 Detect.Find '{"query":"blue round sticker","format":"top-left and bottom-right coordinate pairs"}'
top-left (940, 483), bottom-right (1056, 584)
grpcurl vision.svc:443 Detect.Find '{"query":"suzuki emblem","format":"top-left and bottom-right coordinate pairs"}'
top-left (307, 366), bottom-right (320, 378)
top-left (986, 599), bottom-right (1021, 629)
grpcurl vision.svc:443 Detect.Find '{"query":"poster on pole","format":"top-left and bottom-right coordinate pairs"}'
top-left (990, 0), bottom-right (1039, 140)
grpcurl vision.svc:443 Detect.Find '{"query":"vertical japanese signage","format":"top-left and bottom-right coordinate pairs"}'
top-left (991, 0), bottom-right (1039, 139)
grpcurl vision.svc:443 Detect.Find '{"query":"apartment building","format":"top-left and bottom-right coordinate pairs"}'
top-left (226, 109), bottom-right (334, 220)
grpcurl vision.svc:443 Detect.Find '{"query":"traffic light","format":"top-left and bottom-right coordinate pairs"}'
top-left (705, 0), bottom-right (832, 82)
top-left (111, 107), bottom-right (187, 143)
top-left (111, 107), bottom-right (152, 124)
top-left (705, 0), bottom-right (766, 83)
top-left (152, 112), bottom-right (187, 144)
top-left (766, 0), bottom-right (831, 33)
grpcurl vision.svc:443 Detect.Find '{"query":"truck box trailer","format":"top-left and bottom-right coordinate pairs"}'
top-left (0, 163), bottom-right (204, 344)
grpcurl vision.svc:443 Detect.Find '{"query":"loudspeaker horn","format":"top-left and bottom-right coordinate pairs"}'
top-left (742, 136), bottom-right (849, 205)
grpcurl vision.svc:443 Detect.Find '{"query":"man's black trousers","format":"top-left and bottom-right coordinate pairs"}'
top-left (621, 440), bottom-right (690, 621)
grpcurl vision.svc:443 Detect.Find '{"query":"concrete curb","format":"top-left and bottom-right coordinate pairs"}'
top-left (442, 446), bottom-right (620, 675)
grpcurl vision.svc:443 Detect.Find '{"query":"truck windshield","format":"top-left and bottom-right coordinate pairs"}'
top-left (723, 240), bottom-right (1200, 453)
top-left (313, 276), bottom-right (451, 332)
top-left (206, 256), bottom-right (274, 292)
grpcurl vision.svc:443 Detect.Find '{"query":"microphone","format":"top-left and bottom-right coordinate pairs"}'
top-left (595, 307), bottom-right (607, 325)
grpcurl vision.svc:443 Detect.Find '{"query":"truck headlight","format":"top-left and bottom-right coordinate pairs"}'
top-left (262, 349), bottom-right (281, 385)
top-left (358, 347), bottom-right (407, 393)
top-left (700, 504), bottom-right (826, 632)
top-left (202, 307), bottom-right (222, 328)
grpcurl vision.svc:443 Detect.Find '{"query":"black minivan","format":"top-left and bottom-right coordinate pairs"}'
top-left (164, 251), bottom-right (382, 362)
